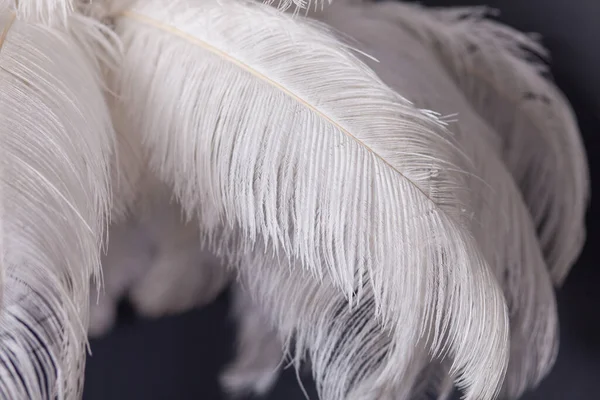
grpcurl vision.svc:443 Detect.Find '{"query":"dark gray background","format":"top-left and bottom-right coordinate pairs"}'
top-left (83, 1), bottom-right (600, 398)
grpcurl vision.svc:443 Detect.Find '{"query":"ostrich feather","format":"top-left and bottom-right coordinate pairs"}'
top-left (370, 2), bottom-right (589, 284)
top-left (109, 0), bottom-right (510, 399)
top-left (314, 3), bottom-right (559, 398)
top-left (0, 11), bottom-right (115, 398)
top-left (220, 282), bottom-right (283, 397)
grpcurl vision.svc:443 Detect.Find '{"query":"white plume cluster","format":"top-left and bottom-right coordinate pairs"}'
top-left (0, 0), bottom-right (588, 399)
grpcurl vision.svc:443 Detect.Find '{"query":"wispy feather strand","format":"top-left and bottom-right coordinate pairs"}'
top-left (311, 3), bottom-right (559, 397)
top-left (371, 2), bottom-right (589, 284)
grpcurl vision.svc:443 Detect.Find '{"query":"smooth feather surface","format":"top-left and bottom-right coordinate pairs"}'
top-left (0, 11), bottom-right (115, 398)
top-left (371, 2), bottom-right (589, 285)
top-left (110, 0), bottom-right (510, 398)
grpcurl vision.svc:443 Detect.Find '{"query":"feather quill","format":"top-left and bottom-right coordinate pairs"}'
top-left (0, 11), bottom-right (115, 398)
top-left (109, 0), bottom-right (510, 398)
top-left (370, 2), bottom-right (589, 284)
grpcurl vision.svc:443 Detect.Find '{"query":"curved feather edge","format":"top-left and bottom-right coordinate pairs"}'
top-left (224, 249), bottom-right (430, 400)
top-left (111, 0), bottom-right (509, 398)
top-left (313, 2), bottom-right (559, 398)
top-left (0, 12), bottom-right (115, 398)
top-left (371, 1), bottom-right (589, 285)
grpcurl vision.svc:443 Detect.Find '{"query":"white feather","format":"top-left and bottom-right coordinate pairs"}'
top-left (314, 2), bottom-right (559, 398)
top-left (370, 2), bottom-right (589, 285)
top-left (0, 11), bottom-right (115, 398)
top-left (110, 1), bottom-right (510, 398)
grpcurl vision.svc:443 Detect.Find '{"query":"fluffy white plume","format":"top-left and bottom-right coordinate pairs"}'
top-left (371, 2), bottom-right (589, 285)
top-left (306, 3), bottom-right (559, 397)
top-left (238, 1), bottom-right (568, 396)
top-left (110, 0), bottom-right (510, 399)
top-left (0, 11), bottom-right (115, 398)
